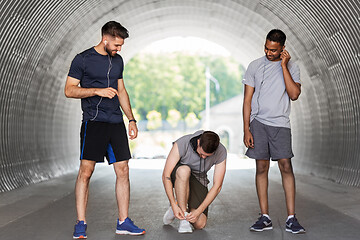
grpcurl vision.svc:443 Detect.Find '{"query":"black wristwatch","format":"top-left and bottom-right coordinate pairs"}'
top-left (129, 119), bottom-right (137, 123)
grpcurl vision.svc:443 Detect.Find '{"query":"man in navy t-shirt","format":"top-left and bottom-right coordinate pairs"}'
top-left (65, 21), bottom-right (145, 238)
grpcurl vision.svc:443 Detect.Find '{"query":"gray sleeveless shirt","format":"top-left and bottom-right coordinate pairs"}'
top-left (175, 130), bottom-right (227, 187)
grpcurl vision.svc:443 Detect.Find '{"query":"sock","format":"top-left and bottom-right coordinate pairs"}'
top-left (118, 219), bottom-right (125, 225)
top-left (287, 215), bottom-right (295, 221)
top-left (262, 214), bottom-right (271, 220)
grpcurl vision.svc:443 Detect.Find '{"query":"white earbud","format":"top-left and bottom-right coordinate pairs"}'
top-left (104, 40), bottom-right (107, 45)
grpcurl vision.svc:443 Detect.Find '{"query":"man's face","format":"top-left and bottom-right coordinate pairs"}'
top-left (196, 139), bottom-right (214, 159)
top-left (105, 36), bottom-right (124, 57)
top-left (264, 40), bottom-right (284, 61)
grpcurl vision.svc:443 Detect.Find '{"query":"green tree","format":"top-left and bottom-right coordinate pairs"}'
top-left (185, 112), bottom-right (200, 128)
top-left (167, 109), bottom-right (181, 128)
top-left (200, 56), bottom-right (244, 106)
top-left (146, 110), bottom-right (162, 130)
top-left (124, 52), bottom-right (244, 121)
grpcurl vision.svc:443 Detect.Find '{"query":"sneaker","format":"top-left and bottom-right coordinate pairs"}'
top-left (73, 220), bottom-right (87, 239)
top-left (116, 217), bottom-right (146, 235)
top-left (286, 216), bottom-right (306, 234)
top-left (250, 215), bottom-right (273, 232)
top-left (178, 212), bottom-right (192, 233)
top-left (163, 206), bottom-right (175, 225)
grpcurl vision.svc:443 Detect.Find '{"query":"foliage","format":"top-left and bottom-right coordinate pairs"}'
top-left (200, 56), bottom-right (245, 106)
top-left (146, 110), bottom-right (162, 130)
top-left (185, 112), bottom-right (200, 128)
top-left (124, 52), bottom-right (244, 120)
top-left (167, 109), bottom-right (181, 128)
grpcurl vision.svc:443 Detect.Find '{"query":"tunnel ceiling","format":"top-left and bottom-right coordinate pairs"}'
top-left (0, 0), bottom-right (359, 192)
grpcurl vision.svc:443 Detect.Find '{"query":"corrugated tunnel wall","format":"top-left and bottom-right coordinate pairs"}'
top-left (0, 0), bottom-right (359, 192)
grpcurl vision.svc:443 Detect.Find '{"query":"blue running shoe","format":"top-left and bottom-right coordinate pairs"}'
top-left (116, 218), bottom-right (146, 235)
top-left (73, 220), bottom-right (87, 239)
top-left (286, 216), bottom-right (306, 234)
top-left (250, 215), bottom-right (273, 232)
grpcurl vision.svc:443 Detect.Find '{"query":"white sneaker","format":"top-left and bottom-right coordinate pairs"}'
top-left (163, 206), bottom-right (175, 225)
top-left (178, 212), bottom-right (193, 233)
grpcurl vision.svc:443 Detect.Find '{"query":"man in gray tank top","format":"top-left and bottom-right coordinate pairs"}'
top-left (162, 131), bottom-right (227, 233)
top-left (242, 29), bottom-right (305, 234)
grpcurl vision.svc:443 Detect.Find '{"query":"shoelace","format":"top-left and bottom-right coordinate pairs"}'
top-left (288, 217), bottom-right (301, 227)
top-left (127, 218), bottom-right (140, 229)
top-left (256, 216), bottom-right (268, 224)
top-left (75, 221), bottom-right (86, 231)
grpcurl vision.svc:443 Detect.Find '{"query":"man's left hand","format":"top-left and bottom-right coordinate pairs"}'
top-left (186, 210), bottom-right (201, 223)
top-left (128, 121), bottom-right (138, 140)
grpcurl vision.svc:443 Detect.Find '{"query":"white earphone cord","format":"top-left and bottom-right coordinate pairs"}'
top-left (90, 48), bottom-right (112, 121)
top-left (255, 57), bottom-right (266, 118)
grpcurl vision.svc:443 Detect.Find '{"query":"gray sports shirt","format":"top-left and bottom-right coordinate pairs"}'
top-left (242, 56), bottom-right (300, 128)
top-left (175, 130), bottom-right (227, 187)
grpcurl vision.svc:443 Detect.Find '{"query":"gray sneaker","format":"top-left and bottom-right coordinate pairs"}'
top-left (178, 212), bottom-right (192, 233)
top-left (163, 206), bottom-right (175, 225)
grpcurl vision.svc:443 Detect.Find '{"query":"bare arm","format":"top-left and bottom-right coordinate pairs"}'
top-left (162, 143), bottom-right (185, 219)
top-left (64, 76), bottom-right (118, 99)
top-left (117, 78), bottom-right (137, 139)
top-left (186, 159), bottom-right (226, 223)
top-left (243, 84), bottom-right (255, 148)
top-left (281, 50), bottom-right (301, 101)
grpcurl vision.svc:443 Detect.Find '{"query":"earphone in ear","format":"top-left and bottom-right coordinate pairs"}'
top-left (104, 40), bottom-right (107, 45)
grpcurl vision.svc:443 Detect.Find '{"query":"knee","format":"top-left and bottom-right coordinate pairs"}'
top-left (78, 168), bottom-right (94, 182)
top-left (256, 162), bottom-right (269, 175)
top-left (279, 162), bottom-right (293, 175)
top-left (194, 218), bottom-right (207, 230)
top-left (176, 165), bottom-right (191, 181)
top-left (115, 163), bottom-right (129, 178)
top-left (280, 166), bottom-right (293, 175)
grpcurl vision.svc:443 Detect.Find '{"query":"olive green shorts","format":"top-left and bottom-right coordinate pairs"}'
top-left (171, 163), bottom-right (209, 216)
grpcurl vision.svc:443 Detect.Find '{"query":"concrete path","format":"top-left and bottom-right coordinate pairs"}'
top-left (0, 157), bottom-right (359, 240)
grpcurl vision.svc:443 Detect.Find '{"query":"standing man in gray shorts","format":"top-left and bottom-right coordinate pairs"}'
top-left (242, 29), bottom-right (305, 234)
top-left (162, 131), bottom-right (227, 233)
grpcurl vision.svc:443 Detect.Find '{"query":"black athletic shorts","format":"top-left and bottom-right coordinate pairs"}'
top-left (171, 163), bottom-right (209, 216)
top-left (80, 121), bottom-right (131, 164)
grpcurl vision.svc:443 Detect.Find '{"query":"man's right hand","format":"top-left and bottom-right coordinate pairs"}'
top-left (244, 129), bottom-right (254, 148)
top-left (95, 87), bottom-right (118, 99)
top-left (171, 204), bottom-right (185, 220)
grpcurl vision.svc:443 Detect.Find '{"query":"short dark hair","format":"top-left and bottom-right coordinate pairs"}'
top-left (199, 131), bottom-right (220, 154)
top-left (101, 21), bottom-right (129, 39)
top-left (266, 29), bottom-right (286, 46)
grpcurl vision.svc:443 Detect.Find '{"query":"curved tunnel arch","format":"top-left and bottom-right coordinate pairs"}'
top-left (0, 0), bottom-right (359, 191)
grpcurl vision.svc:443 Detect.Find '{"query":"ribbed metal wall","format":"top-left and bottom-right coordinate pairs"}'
top-left (0, 0), bottom-right (359, 192)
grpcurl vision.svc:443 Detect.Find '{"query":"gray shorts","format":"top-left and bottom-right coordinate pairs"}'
top-left (245, 119), bottom-right (294, 160)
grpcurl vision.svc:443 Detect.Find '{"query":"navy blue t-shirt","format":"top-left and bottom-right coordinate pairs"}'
top-left (68, 47), bottom-right (124, 123)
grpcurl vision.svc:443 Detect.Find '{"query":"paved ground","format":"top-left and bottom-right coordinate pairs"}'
top-left (1, 157), bottom-right (360, 240)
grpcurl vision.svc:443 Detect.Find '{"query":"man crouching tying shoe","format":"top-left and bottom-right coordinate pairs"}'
top-left (162, 130), bottom-right (227, 233)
